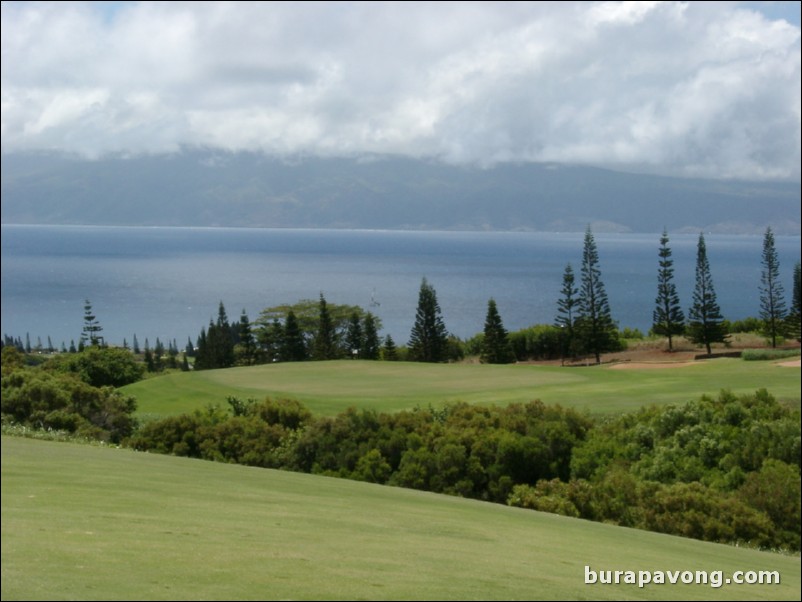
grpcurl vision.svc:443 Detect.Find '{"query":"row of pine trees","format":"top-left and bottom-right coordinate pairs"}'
top-left (4, 226), bottom-right (799, 367)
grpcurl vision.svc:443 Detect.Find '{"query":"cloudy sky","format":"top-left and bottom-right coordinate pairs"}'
top-left (2, 1), bottom-right (800, 180)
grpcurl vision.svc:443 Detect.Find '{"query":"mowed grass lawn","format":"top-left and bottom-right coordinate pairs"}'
top-left (124, 358), bottom-right (801, 418)
top-left (3, 436), bottom-right (800, 601)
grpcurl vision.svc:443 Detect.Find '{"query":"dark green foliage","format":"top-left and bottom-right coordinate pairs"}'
top-left (345, 312), bottom-right (363, 358)
top-left (1, 362), bottom-right (137, 443)
top-left (687, 233), bottom-right (728, 356)
top-left (382, 335), bottom-right (398, 361)
top-left (480, 299), bottom-right (515, 364)
top-left (724, 316), bottom-right (764, 333)
top-left (194, 302), bottom-right (236, 370)
top-left (255, 299), bottom-right (381, 361)
top-left (80, 299), bottom-right (103, 347)
top-left (312, 294), bottom-right (340, 360)
top-left (131, 399), bottom-right (590, 503)
top-left (408, 278), bottom-right (449, 363)
top-left (236, 310), bottom-right (258, 366)
top-left (652, 229), bottom-right (685, 350)
top-left (536, 389), bottom-right (801, 551)
top-left (258, 319), bottom-right (284, 363)
top-left (759, 227), bottom-right (787, 348)
top-left (786, 261), bottom-right (801, 342)
top-left (47, 346), bottom-right (144, 388)
top-left (576, 227), bottom-right (620, 363)
top-left (508, 324), bottom-right (564, 361)
top-left (362, 313), bottom-right (381, 360)
top-left (281, 311), bottom-right (308, 361)
top-left (555, 263), bottom-right (579, 360)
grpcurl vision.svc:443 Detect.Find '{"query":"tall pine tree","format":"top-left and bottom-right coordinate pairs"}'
top-left (81, 299), bottom-right (103, 347)
top-left (408, 278), bottom-right (449, 363)
top-left (281, 311), bottom-right (308, 362)
top-left (759, 227), bottom-right (787, 348)
top-left (652, 228), bottom-right (685, 351)
top-left (238, 309), bottom-right (257, 365)
top-left (345, 311), bottom-right (363, 358)
top-left (362, 313), bottom-right (381, 360)
top-left (480, 299), bottom-right (515, 364)
top-left (555, 263), bottom-right (578, 362)
top-left (687, 233), bottom-right (728, 356)
top-left (787, 262), bottom-right (801, 343)
top-left (312, 293), bottom-right (339, 360)
top-left (576, 227), bottom-right (619, 364)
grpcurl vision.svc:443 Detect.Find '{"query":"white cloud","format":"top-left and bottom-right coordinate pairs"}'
top-left (1, 1), bottom-right (799, 180)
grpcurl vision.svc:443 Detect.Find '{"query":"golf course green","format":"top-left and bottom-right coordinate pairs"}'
top-left (123, 358), bottom-right (801, 418)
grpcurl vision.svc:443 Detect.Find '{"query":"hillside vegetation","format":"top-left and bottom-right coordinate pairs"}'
top-left (3, 436), bottom-right (800, 601)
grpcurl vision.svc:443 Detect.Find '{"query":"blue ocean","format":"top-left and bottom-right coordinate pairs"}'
top-left (1, 225), bottom-right (799, 350)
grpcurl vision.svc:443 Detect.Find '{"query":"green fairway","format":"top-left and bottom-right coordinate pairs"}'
top-left (123, 358), bottom-right (801, 418)
top-left (2, 436), bottom-right (799, 601)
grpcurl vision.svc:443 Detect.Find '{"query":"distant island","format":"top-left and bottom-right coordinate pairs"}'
top-left (2, 151), bottom-right (799, 235)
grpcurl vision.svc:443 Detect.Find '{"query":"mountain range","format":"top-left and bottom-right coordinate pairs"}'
top-left (1, 151), bottom-right (799, 234)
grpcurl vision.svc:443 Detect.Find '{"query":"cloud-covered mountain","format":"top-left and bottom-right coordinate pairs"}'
top-left (1, 151), bottom-right (799, 234)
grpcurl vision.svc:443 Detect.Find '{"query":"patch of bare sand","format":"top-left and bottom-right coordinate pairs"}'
top-left (777, 358), bottom-right (801, 368)
top-left (608, 361), bottom-right (701, 370)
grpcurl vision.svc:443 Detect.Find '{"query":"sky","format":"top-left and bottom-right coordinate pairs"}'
top-left (1, 1), bottom-right (800, 181)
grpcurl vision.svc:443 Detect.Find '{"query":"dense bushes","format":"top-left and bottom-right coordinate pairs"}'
top-left (130, 399), bottom-right (591, 503)
top-left (510, 389), bottom-right (800, 551)
top-left (1, 348), bottom-right (138, 442)
top-left (46, 346), bottom-right (145, 387)
top-left (123, 387), bottom-right (800, 551)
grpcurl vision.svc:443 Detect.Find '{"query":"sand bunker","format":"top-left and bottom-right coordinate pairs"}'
top-left (777, 358), bottom-right (801, 368)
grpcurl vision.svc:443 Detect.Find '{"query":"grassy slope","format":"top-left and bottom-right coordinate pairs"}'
top-left (2, 436), bottom-right (799, 601)
top-left (124, 359), bottom-right (802, 418)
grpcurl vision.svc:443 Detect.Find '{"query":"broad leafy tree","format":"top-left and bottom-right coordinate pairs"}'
top-left (759, 227), bottom-right (787, 348)
top-left (576, 227), bottom-right (619, 364)
top-left (687, 233), bottom-right (728, 356)
top-left (481, 299), bottom-right (515, 364)
top-left (652, 228), bottom-right (685, 351)
top-left (408, 278), bottom-right (449, 363)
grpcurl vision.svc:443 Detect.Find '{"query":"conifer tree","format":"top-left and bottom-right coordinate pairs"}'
top-left (312, 293), bottom-right (339, 360)
top-left (345, 312), bottom-right (363, 358)
top-left (759, 227), bottom-right (787, 348)
top-left (652, 228), bottom-right (685, 351)
top-left (576, 227), bottom-right (619, 364)
top-left (81, 299), bottom-right (103, 347)
top-left (555, 263), bottom-right (579, 361)
top-left (238, 309), bottom-right (257, 365)
top-left (787, 262), bottom-right (801, 343)
top-left (687, 233), bottom-right (728, 356)
top-left (382, 334), bottom-right (398, 361)
top-left (362, 313), bottom-right (381, 360)
top-left (408, 278), bottom-right (449, 363)
top-left (281, 311), bottom-right (308, 362)
top-left (480, 299), bottom-right (515, 364)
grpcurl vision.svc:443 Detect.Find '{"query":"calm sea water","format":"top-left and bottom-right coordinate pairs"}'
top-left (1, 225), bottom-right (799, 349)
